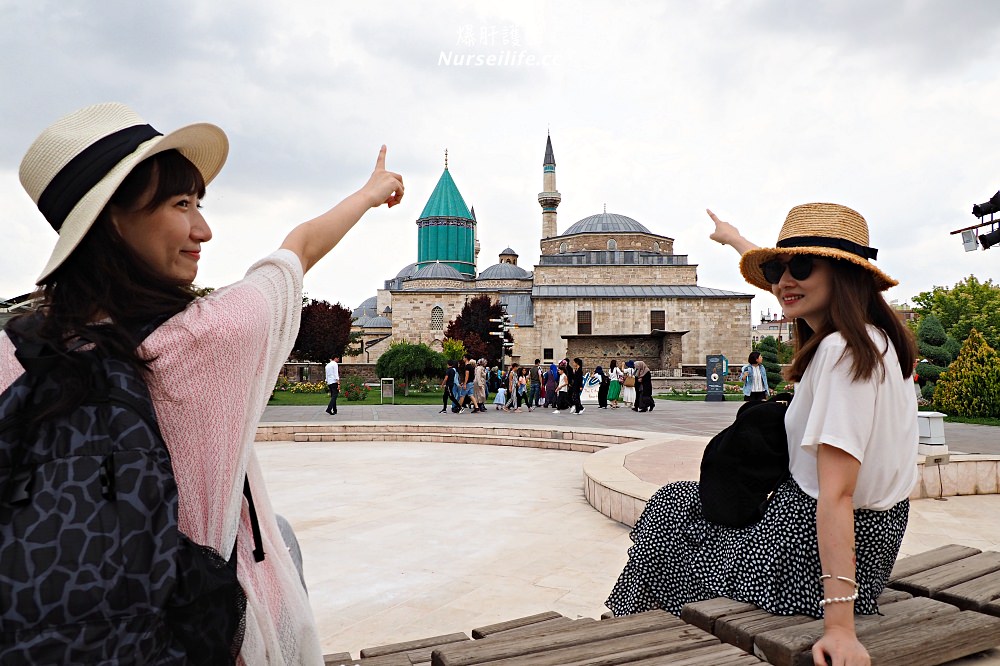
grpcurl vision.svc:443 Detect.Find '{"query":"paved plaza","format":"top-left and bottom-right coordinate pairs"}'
top-left (258, 403), bottom-right (1000, 662)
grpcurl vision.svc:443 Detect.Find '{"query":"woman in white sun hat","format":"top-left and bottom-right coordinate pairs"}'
top-left (1, 103), bottom-right (402, 664)
top-left (608, 204), bottom-right (918, 666)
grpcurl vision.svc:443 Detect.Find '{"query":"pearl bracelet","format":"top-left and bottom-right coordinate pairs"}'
top-left (819, 591), bottom-right (859, 608)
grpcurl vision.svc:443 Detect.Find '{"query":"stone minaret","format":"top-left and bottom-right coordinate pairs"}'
top-left (538, 133), bottom-right (561, 241)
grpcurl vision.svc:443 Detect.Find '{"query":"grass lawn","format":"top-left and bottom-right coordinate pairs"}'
top-left (268, 390), bottom-right (445, 406)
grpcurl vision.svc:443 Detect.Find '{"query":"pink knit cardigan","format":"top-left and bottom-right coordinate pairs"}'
top-left (0, 250), bottom-right (322, 665)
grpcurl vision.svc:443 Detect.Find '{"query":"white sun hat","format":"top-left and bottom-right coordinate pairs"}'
top-left (18, 102), bottom-right (229, 284)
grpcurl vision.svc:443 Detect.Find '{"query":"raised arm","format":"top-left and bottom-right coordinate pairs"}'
top-left (811, 444), bottom-right (870, 666)
top-left (281, 146), bottom-right (404, 274)
top-left (706, 209), bottom-right (759, 256)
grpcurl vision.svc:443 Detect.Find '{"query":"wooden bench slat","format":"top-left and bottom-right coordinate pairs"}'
top-left (471, 611), bottom-right (564, 638)
top-left (891, 551), bottom-right (1000, 597)
top-left (889, 544), bottom-right (982, 582)
top-left (431, 611), bottom-right (683, 666)
top-left (478, 617), bottom-right (589, 641)
top-left (467, 623), bottom-right (720, 666)
top-left (360, 632), bottom-right (469, 658)
top-left (935, 568), bottom-right (1000, 612)
top-left (324, 653), bottom-right (355, 666)
top-left (754, 597), bottom-right (962, 666)
top-left (354, 655), bottom-right (412, 666)
top-left (792, 610), bottom-right (1000, 666)
top-left (875, 588), bottom-right (912, 605)
top-left (715, 608), bottom-right (814, 652)
top-left (680, 598), bottom-right (759, 633)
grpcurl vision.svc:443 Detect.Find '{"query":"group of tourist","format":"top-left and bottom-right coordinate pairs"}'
top-left (436, 356), bottom-right (659, 414)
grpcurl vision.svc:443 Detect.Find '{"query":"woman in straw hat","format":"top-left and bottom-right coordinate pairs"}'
top-left (608, 204), bottom-right (917, 666)
top-left (1, 103), bottom-right (402, 664)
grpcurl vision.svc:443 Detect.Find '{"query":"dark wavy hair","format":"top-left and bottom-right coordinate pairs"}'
top-left (14, 149), bottom-right (206, 422)
top-left (784, 258), bottom-right (916, 383)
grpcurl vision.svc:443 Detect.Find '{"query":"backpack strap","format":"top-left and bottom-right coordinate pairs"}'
top-left (243, 477), bottom-right (266, 563)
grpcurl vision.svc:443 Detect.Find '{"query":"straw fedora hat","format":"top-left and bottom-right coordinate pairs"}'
top-left (19, 102), bottom-right (229, 284)
top-left (739, 203), bottom-right (897, 292)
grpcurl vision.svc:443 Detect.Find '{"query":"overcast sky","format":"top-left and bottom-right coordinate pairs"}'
top-left (3, 0), bottom-right (1000, 323)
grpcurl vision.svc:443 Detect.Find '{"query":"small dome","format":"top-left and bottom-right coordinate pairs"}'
top-left (395, 262), bottom-right (419, 278)
top-left (351, 296), bottom-right (378, 319)
top-left (499, 247), bottom-right (518, 256)
top-left (562, 212), bottom-right (650, 236)
top-left (411, 262), bottom-right (467, 280)
top-left (479, 262), bottom-right (530, 279)
top-left (356, 315), bottom-right (392, 328)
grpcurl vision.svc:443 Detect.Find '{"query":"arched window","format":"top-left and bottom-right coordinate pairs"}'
top-left (559, 242), bottom-right (568, 254)
top-left (653, 241), bottom-right (661, 253)
top-left (607, 238), bottom-right (618, 251)
top-left (431, 306), bottom-right (444, 330)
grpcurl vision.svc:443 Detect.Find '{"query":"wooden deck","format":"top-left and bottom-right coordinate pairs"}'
top-left (323, 544), bottom-right (1000, 666)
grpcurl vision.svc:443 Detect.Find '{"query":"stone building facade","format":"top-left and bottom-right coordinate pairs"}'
top-left (344, 136), bottom-right (753, 372)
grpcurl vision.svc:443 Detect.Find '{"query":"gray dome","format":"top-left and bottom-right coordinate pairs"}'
top-left (395, 262), bottom-right (418, 278)
top-left (479, 262), bottom-right (530, 279)
top-left (562, 212), bottom-right (650, 236)
top-left (351, 296), bottom-right (378, 319)
top-left (499, 247), bottom-right (518, 255)
top-left (356, 315), bottom-right (392, 328)
top-left (411, 262), bottom-right (466, 280)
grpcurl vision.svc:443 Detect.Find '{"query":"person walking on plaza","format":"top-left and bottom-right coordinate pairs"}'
top-left (0, 102), bottom-right (402, 664)
top-left (632, 360), bottom-right (654, 412)
top-left (570, 357), bottom-right (586, 414)
top-left (474, 358), bottom-right (488, 412)
top-left (504, 362), bottom-right (520, 411)
top-left (608, 204), bottom-right (918, 666)
top-left (553, 364), bottom-right (570, 414)
top-left (595, 365), bottom-right (610, 408)
top-left (325, 355), bottom-right (340, 415)
top-left (607, 359), bottom-right (623, 408)
top-left (741, 351), bottom-right (769, 402)
top-left (621, 360), bottom-right (637, 408)
top-left (544, 362), bottom-right (558, 407)
top-left (530, 358), bottom-right (544, 408)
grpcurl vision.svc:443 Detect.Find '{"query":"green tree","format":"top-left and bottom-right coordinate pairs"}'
top-left (913, 313), bottom-right (957, 388)
top-left (754, 336), bottom-right (782, 390)
top-left (933, 329), bottom-right (1000, 418)
top-left (375, 342), bottom-right (446, 396)
top-left (912, 276), bottom-right (1000, 351)
top-left (445, 294), bottom-right (504, 362)
top-left (442, 338), bottom-right (466, 362)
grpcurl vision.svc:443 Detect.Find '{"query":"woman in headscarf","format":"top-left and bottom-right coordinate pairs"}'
top-left (544, 362), bottom-right (558, 408)
top-left (595, 365), bottom-right (609, 408)
top-left (621, 360), bottom-right (637, 409)
top-left (632, 360), bottom-right (654, 412)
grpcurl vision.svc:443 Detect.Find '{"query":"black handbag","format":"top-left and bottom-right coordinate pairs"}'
top-left (699, 393), bottom-right (792, 528)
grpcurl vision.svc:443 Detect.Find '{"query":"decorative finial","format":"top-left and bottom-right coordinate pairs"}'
top-left (604, 203), bottom-right (607, 213)
top-left (445, 149), bottom-right (448, 170)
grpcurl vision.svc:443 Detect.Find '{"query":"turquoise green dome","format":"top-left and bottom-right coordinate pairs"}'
top-left (416, 165), bottom-right (476, 276)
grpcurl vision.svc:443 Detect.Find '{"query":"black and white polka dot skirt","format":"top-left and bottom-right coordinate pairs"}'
top-left (606, 478), bottom-right (908, 619)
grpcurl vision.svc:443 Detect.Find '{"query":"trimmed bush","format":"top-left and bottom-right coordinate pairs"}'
top-left (933, 329), bottom-right (1000, 418)
top-left (755, 336), bottom-right (783, 390)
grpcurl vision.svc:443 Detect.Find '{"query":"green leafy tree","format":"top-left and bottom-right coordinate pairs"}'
top-left (292, 299), bottom-right (361, 362)
top-left (933, 329), bottom-right (1000, 418)
top-left (913, 313), bottom-right (957, 388)
top-left (375, 342), bottom-right (446, 396)
top-left (445, 294), bottom-right (504, 362)
top-left (754, 336), bottom-right (782, 390)
top-left (913, 276), bottom-right (1000, 351)
top-left (442, 338), bottom-right (466, 362)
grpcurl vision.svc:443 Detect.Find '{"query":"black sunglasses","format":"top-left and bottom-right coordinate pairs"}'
top-left (760, 255), bottom-right (815, 285)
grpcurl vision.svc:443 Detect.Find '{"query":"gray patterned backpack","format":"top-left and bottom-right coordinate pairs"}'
top-left (0, 315), bottom-right (250, 664)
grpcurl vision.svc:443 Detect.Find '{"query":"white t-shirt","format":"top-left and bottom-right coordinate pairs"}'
top-left (325, 360), bottom-right (339, 384)
top-left (786, 326), bottom-right (918, 510)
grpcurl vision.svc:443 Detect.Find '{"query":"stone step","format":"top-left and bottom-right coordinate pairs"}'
top-left (291, 431), bottom-right (605, 452)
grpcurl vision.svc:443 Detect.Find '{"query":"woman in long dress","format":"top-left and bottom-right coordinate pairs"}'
top-left (620, 360), bottom-right (637, 408)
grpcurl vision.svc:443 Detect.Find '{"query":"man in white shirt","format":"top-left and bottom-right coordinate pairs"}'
top-left (325, 356), bottom-right (340, 415)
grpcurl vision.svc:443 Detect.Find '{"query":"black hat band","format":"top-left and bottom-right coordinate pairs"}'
top-left (37, 124), bottom-right (162, 232)
top-left (777, 235), bottom-right (878, 260)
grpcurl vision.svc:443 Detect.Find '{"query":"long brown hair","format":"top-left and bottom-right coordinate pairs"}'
top-left (13, 149), bottom-right (206, 422)
top-left (784, 258), bottom-right (916, 383)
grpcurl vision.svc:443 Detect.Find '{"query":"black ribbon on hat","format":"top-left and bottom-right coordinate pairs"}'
top-left (777, 235), bottom-right (878, 260)
top-left (37, 124), bottom-right (163, 232)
